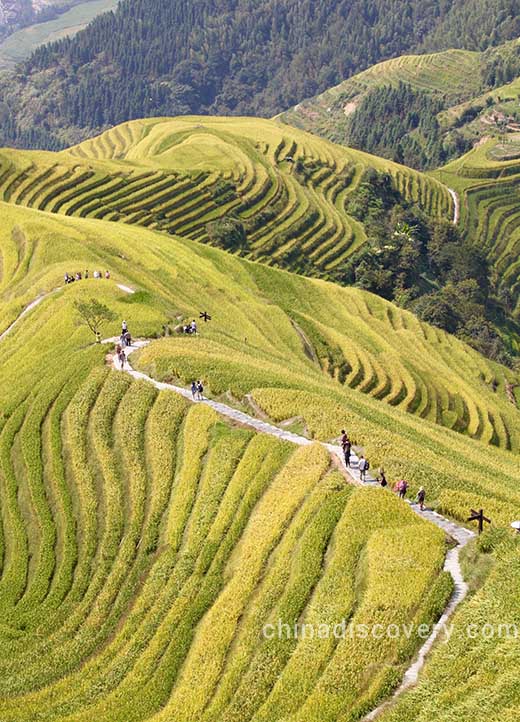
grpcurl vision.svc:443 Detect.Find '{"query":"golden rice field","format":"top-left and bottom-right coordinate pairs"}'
top-left (0, 120), bottom-right (519, 722)
top-left (0, 117), bottom-right (453, 279)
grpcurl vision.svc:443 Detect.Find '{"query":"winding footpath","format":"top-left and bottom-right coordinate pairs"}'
top-left (108, 337), bottom-right (475, 719)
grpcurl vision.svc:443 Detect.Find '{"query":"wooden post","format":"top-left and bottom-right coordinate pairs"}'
top-left (467, 508), bottom-right (491, 535)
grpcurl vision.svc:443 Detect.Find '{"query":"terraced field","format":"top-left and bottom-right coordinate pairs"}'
top-left (0, 198), bottom-right (519, 721)
top-left (279, 48), bottom-right (482, 137)
top-left (0, 117), bottom-right (453, 279)
top-left (435, 139), bottom-right (520, 319)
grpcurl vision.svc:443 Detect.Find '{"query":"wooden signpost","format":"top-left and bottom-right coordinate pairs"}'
top-left (467, 508), bottom-right (491, 535)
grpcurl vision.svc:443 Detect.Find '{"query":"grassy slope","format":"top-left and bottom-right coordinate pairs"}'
top-left (0, 201), bottom-right (518, 721)
top-left (0, 0), bottom-right (118, 68)
top-left (0, 116), bottom-right (453, 280)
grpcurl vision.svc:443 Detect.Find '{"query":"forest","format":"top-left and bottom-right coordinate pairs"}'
top-left (2, 0), bottom-right (520, 149)
top-left (340, 169), bottom-right (517, 366)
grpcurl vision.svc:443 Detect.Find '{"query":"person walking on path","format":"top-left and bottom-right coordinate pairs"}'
top-left (398, 479), bottom-right (408, 500)
top-left (122, 320), bottom-right (128, 334)
top-left (343, 438), bottom-right (352, 468)
top-left (377, 468), bottom-right (387, 487)
top-left (358, 455), bottom-right (369, 482)
top-left (191, 381), bottom-right (197, 400)
top-left (340, 430), bottom-right (349, 450)
top-left (416, 486), bottom-right (426, 511)
top-left (119, 349), bottom-right (126, 369)
top-left (196, 380), bottom-right (204, 400)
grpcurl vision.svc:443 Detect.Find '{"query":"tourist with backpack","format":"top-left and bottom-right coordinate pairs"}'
top-left (399, 480), bottom-right (408, 499)
top-left (358, 455), bottom-right (369, 482)
top-left (196, 380), bottom-right (204, 400)
top-left (191, 381), bottom-right (197, 400)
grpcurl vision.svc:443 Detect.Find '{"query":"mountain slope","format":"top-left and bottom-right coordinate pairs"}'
top-left (0, 160), bottom-right (519, 721)
top-left (0, 0), bottom-right (118, 67)
top-left (280, 38), bottom-right (520, 170)
top-left (0, 116), bottom-right (453, 279)
top-left (1, 0), bottom-right (520, 149)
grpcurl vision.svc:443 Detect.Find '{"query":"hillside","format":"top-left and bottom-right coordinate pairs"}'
top-left (0, 0), bottom-right (118, 67)
top-left (0, 117), bottom-right (453, 281)
top-left (1, 0), bottom-right (520, 149)
top-left (0, 194), bottom-right (519, 720)
top-left (280, 38), bottom-right (520, 170)
top-left (432, 137), bottom-right (520, 320)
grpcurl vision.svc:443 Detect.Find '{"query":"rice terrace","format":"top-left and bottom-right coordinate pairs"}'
top-left (1, 79), bottom-right (520, 722)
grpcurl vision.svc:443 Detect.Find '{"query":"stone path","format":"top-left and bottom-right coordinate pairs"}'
top-left (447, 186), bottom-right (460, 225)
top-left (0, 288), bottom-right (60, 342)
top-left (0, 281), bottom-right (134, 344)
top-left (106, 337), bottom-right (476, 719)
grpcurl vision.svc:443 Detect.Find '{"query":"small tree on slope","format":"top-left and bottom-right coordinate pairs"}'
top-left (74, 298), bottom-right (116, 343)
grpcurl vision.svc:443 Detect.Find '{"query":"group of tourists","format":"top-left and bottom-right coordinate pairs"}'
top-left (191, 380), bottom-right (204, 400)
top-left (182, 320), bottom-right (198, 335)
top-left (64, 269), bottom-right (110, 284)
top-left (340, 429), bottom-right (427, 510)
top-left (114, 320), bottom-right (132, 367)
top-left (120, 320), bottom-right (132, 348)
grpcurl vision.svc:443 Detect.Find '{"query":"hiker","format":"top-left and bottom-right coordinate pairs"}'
top-left (85, 270), bottom-right (89, 279)
top-left (64, 272), bottom-right (69, 284)
top-left (191, 381), bottom-right (197, 400)
top-left (399, 480), bottom-right (408, 500)
top-left (124, 331), bottom-right (132, 347)
top-left (358, 455), bottom-right (368, 482)
top-left (343, 438), bottom-right (352, 468)
top-left (105, 270), bottom-right (110, 279)
top-left (416, 486), bottom-right (426, 511)
top-left (122, 320), bottom-right (128, 334)
top-left (377, 468), bottom-right (387, 487)
top-left (93, 270), bottom-right (100, 279)
top-left (196, 380), bottom-right (204, 400)
top-left (190, 319), bottom-right (197, 334)
top-left (340, 429), bottom-right (349, 450)
top-left (119, 349), bottom-right (126, 369)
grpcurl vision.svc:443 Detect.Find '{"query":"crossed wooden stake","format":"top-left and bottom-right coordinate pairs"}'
top-left (199, 311), bottom-right (212, 323)
top-left (467, 508), bottom-right (491, 535)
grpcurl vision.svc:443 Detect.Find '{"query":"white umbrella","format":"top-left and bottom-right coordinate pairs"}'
top-left (511, 521), bottom-right (520, 532)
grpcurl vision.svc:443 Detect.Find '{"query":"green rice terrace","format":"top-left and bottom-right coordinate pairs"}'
top-left (0, 117), bottom-right (453, 279)
top-left (0, 120), bottom-right (519, 722)
top-left (435, 137), bottom-right (520, 316)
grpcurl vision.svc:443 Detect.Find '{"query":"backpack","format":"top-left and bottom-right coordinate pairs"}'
top-left (365, 460), bottom-right (370, 471)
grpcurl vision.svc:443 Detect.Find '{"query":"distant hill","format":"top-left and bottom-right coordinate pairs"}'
top-left (1, 0), bottom-right (520, 149)
top-left (280, 38), bottom-right (520, 170)
top-left (0, 0), bottom-right (118, 67)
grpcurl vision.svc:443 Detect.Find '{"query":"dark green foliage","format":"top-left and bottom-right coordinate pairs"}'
top-left (2, 0), bottom-right (520, 149)
top-left (339, 170), bottom-right (514, 364)
top-left (206, 216), bottom-right (247, 251)
top-left (345, 82), bottom-right (475, 170)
